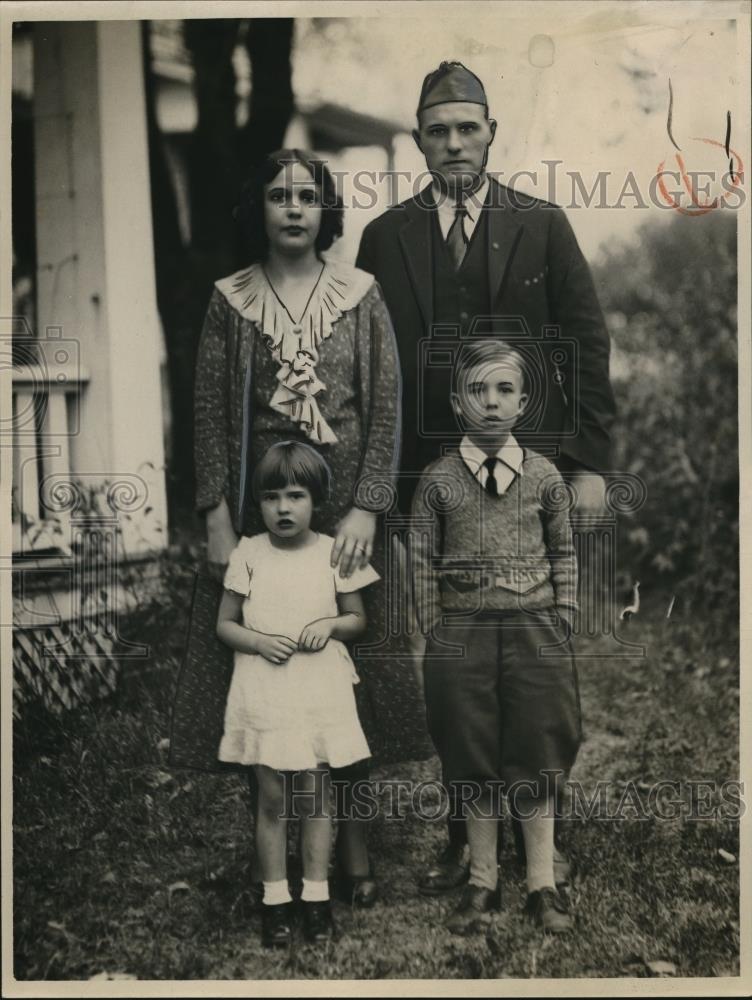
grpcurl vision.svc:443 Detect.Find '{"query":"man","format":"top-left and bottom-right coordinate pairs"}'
top-left (355, 62), bottom-right (616, 902)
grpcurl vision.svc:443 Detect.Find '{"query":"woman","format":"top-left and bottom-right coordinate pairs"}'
top-left (192, 149), bottom-right (431, 903)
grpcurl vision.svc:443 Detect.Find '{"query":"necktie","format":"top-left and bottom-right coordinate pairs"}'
top-left (446, 203), bottom-right (469, 270)
top-left (483, 457), bottom-right (498, 496)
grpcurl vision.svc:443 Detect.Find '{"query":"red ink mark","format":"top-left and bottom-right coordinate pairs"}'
top-left (656, 138), bottom-right (744, 216)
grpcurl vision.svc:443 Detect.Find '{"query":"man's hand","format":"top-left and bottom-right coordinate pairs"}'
top-left (569, 472), bottom-right (607, 518)
top-left (298, 618), bottom-right (334, 652)
top-left (331, 507), bottom-right (377, 578)
top-left (253, 633), bottom-right (298, 665)
top-left (206, 497), bottom-right (238, 582)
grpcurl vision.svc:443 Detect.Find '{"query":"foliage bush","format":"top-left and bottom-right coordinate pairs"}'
top-left (592, 212), bottom-right (738, 630)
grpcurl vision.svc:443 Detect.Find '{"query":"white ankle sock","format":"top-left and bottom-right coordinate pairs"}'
top-left (263, 879), bottom-right (292, 906)
top-left (301, 878), bottom-right (329, 903)
top-left (520, 798), bottom-right (556, 894)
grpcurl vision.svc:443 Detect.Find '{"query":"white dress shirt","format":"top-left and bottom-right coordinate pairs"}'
top-left (459, 433), bottom-right (524, 494)
top-left (433, 175), bottom-right (490, 241)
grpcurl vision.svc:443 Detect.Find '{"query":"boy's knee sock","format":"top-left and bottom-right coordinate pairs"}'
top-left (466, 812), bottom-right (498, 891)
top-left (519, 796), bottom-right (556, 893)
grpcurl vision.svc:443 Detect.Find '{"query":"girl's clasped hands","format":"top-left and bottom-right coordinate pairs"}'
top-left (254, 618), bottom-right (334, 664)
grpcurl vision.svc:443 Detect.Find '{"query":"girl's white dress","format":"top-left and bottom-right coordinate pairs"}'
top-left (218, 532), bottom-right (378, 770)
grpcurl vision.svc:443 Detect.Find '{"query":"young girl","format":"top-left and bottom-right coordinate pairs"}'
top-left (215, 441), bottom-right (378, 948)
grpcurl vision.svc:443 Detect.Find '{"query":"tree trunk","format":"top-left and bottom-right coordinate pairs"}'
top-left (140, 22), bottom-right (198, 533)
top-left (184, 19), bottom-right (240, 289)
top-left (141, 18), bottom-right (296, 536)
top-left (239, 19), bottom-right (295, 177)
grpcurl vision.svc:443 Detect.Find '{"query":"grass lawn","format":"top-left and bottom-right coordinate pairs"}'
top-left (13, 594), bottom-right (740, 982)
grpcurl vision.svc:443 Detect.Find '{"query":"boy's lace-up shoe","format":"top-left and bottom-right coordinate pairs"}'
top-left (418, 843), bottom-right (471, 896)
top-left (523, 886), bottom-right (573, 934)
top-left (444, 884), bottom-right (501, 935)
top-left (260, 902), bottom-right (294, 948)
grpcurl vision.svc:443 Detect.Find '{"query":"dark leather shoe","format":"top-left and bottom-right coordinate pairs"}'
top-left (261, 902), bottom-right (293, 948)
top-left (333, 865), bottom-right (379, 908)
top-left (445, 884), bottom-right (501, 935)
top-left (302, 900), bottom-right (337, 944)
top-left (523, 887), bottom-right (573, 934)
top-left (418, 843), bottom-right (471, 896)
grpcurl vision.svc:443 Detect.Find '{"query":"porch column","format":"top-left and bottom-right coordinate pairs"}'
top-left (33, 21), bottom-right (167, 555)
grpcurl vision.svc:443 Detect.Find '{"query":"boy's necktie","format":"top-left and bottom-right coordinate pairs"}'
top-left (446, 202), bottom-right (469, 269)
top-left (483, 457), bottom-right (499, 496)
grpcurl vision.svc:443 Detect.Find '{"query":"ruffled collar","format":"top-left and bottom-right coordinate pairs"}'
top-left (215, 260), bottom-right (374, 445)
top-left (215, 259), bottom-right (374, 358)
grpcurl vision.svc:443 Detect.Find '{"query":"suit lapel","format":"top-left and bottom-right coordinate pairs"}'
top-left (398, 188), bottom-right (434, 330)
top-left (486, 178), bottom-right (523, 305)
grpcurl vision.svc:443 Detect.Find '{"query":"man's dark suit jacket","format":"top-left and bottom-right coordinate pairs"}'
top-left (355, 177), bottom-right (616, 507)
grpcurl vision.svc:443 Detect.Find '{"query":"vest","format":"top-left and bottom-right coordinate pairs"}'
top-left (432, 204), bottom-right (491, 336)
top-left (420, 206), bottom-right (492, 450)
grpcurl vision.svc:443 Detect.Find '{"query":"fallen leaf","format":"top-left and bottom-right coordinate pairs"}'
top-left (718, 848), bottom-right (736, 864)
top-left (150, 770), bottom-right (172, 787)
top-left (157, 737), bottom-right (170, 752)
top-left (167, 880), bottom-right (191, 899)
top-left (646, 959), bottom-right (677, 976)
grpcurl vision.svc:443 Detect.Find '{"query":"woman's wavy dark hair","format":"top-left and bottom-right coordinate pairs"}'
top-left (235, 148), bottom-right (344, 264)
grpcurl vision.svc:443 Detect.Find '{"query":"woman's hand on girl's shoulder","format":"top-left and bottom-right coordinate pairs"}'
top-left (331, 507), bottom-right (377, 578)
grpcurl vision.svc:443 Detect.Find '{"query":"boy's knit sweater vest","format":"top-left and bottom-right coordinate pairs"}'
top-left (412, 449), bottom-right (578, 629)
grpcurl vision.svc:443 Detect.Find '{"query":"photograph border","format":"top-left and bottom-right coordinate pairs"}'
top-left (1, 1), bottom-right (750, 996)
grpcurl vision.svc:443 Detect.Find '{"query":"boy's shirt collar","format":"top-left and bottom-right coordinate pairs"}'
top-left (459, 434), bottom-right (524, 494)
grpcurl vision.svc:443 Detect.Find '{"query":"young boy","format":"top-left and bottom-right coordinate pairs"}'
top-left (411, 339), bottom-right (581, 935)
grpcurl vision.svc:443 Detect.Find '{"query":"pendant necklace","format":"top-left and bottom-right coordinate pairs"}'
top-left (263, 263), bottom-right (326, 335)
